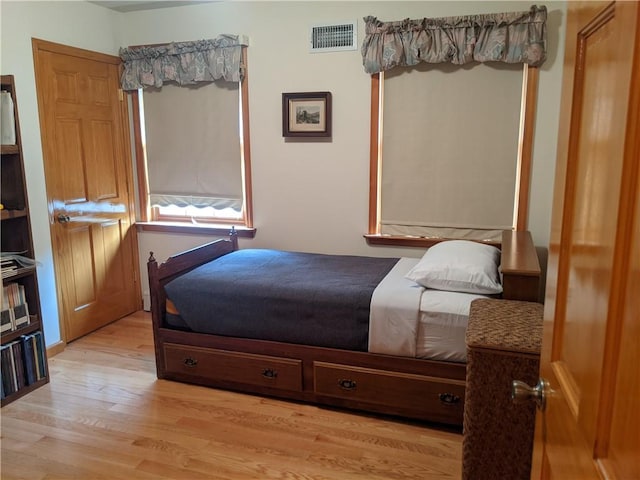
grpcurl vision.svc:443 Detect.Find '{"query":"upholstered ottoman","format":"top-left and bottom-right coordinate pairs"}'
top-left (462, 298), bottom-right (543, 480)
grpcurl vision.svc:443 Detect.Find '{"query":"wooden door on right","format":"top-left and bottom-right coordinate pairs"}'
top-left (531, 2), bottom-right (640, 479)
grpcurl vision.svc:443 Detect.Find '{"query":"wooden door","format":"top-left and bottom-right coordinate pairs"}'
top-left (531, 2), bottom-right (640, 478)
top-left (33, 39), bottom-right (140, 342)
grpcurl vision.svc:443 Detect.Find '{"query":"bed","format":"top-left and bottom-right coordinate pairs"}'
top-left (147, 229), bottom-right (541, 427)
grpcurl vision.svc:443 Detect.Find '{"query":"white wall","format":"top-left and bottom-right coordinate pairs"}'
top-left (1, 1), bottom-right (567, 343)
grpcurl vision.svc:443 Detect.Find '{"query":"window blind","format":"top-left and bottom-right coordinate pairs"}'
top-left (142, 81), bottom-right (242, 212)
top-left (380, 62), bottom-right (523, 238)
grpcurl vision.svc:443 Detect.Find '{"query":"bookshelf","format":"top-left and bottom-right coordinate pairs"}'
top-left (1, 74), bottom-right (49, 405)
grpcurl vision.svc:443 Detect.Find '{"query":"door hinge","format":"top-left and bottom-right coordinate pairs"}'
top-left (118, 88), bottom-right (124, 101)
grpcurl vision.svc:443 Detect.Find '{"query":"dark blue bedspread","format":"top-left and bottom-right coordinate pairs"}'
top-left (164, 249), bottom-right (398, 350)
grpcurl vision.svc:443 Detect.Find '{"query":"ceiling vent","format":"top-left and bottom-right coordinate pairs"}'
top-left (310, 22), bottom-right (357, 53)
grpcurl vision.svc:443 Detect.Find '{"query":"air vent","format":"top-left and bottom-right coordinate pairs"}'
top-left (310, 22), bottom-right (357, 53)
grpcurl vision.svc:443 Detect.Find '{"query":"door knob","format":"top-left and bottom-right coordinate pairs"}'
top-left (57, 213), bottom-right (71, 223)
top-left (511, 378), bottom-right (549, 411)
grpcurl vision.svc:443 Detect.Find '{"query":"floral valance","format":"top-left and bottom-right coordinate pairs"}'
top-left (361, 5), bottom-right (547, 74)
top-left (119, 34), bottom-right (248, 90)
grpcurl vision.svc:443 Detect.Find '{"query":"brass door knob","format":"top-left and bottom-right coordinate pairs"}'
top-left (511, 378), bottom-right (550, 411)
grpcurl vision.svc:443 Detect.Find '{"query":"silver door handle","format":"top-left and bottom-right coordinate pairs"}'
top-left (511, 378), bottom-right (550, 411)
top-left (57, 214), bottom-right (71, 223)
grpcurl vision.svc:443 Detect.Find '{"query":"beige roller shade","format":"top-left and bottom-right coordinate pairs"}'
top-left (142, 80), bottom-right (242, 211)
top-left (381, 62), bottom-right (523, 234)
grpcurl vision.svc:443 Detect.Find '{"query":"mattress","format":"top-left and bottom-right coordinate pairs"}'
top-left (164, 252), bottom-right (484, 362)
top-left (416, 290), bottom-right (488, 362)
top-left (164, 249), bottom-right (398, 351)
top-left (369, 257), bottom-right (487, 362)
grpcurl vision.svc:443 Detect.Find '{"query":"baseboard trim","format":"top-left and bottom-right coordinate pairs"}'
top-left (47, 340), bottom-right (66, 358)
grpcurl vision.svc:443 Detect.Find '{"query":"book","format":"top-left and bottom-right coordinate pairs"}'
top-left (1, 90), bottom-right (16, 145)
top-left (21, 334), bottom-right (36, 385)
top-left (1, 284), bottom-right (9, 310)
top-left (0, 344), bottom-right (14, 396)
top-left (3, 282), bottom-right (20, 307)
top-left (32, 331), bottom-right (46, 380)
top-left (0, 252), bottom-right (36, 269)
top-left (13, 303), bottom-right (29, 329)
top-left (1, 283), bottom-right (29, 332)
top-left (1, 259), bottom-right (18, 278)
top-left (9, 340), bottom-right (25, 391)
top-left (31, 334), bottom-right (41, 381)
top-left (0, 308), bottom-right (14, 333)
top-left (7, 342), bottom-right (18, 392)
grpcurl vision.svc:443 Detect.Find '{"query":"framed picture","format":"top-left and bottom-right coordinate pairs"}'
top-left (282, 92), bottom-right (332, 137)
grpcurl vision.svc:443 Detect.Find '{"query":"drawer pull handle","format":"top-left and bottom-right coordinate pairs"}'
top-left (439, 393), bottom-right (460, 406)
top-left (183, 357), bottom-right (198, 368)
top-left (262, 368), bottom-right (278, 379)
top-left (338, 379), bottom-right (357, 391)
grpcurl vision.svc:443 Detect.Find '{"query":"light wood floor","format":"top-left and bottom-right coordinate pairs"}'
top-left (1, 311), bottom-right (462, 480)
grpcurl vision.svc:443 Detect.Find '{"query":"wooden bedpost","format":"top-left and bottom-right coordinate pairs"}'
top-left (147, 251), bottom-right (165, 330)
top-left (147, 251), bottom-right (157, 311)
top-left (230, 226), bottom-right (239, 251)
top-left (147, 251), bottom-right (166, 378)
top-left (147, 252), bottom-right (158, 293)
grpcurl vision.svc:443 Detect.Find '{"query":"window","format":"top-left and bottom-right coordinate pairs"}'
top-left (360, 8), bottom-right (546, 247)
top-left (367, 65), bottom-right (539, 247)
top-left (130, 46), bottom-right (253, 235)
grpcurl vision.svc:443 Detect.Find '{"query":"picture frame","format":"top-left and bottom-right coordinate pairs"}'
top-left (282, 92), bottom-right (332, 138)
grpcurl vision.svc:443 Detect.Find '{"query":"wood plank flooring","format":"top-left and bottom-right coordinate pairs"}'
top-left (1, 311), bottom-right (463, 479)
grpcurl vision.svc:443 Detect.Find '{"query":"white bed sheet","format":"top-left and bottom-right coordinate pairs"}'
top-left (416, 290), bottom-right (488, 362)
top-left (368, 258), bottom-right (424, 357)
top-left (369, 257), bottom-right (487, 362)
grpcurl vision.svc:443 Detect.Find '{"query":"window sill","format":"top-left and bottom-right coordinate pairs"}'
top-left (136, 221), bottom-right (256, 238)
top-left (364, 234), bottom-right (445, 248)
top-left (364, 234), bottom-right (500, 248)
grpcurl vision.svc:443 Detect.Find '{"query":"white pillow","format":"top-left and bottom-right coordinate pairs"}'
top-left (405, 240), bottom-right (502, 294)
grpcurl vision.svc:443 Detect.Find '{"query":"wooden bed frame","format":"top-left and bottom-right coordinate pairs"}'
top-left (147, 229), bottom-right (541, 427)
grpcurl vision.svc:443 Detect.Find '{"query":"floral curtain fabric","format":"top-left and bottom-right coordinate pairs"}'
top-left (119, 35), bottom-right (247, 90)
top-left (361, 5), bottom-right (547, 74)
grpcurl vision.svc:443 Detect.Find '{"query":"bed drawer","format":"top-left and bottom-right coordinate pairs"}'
top-left (164, 343), bottom-right (303, 392)
top-left (313, 361), bottom-right (465, 418)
